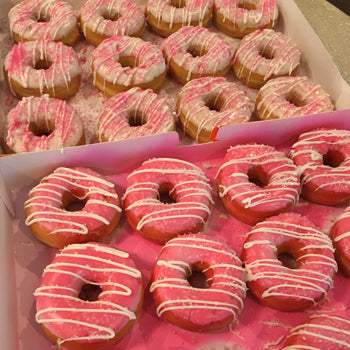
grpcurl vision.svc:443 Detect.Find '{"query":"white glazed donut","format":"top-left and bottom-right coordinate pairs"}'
top-left (213, 0), bottom-right (279, 38)
top-left (97, 87), bottom-right (176, 141)
top-left (8, 0), bottom-right (80, 46)
top-left (177, 76), bottom-right (253, 143)
top-left (80, 0), bottom-right (145, 46)
top-left (4, 39), bottom-right (81, 99)
top-left (5, 95), bottom-right (85, 153)
top-left (145, 0), bottom-right (213, 37)
top-left (161, 26), bottom-right (232, 85)
top-left (91, 35), bottom-right (166, 96)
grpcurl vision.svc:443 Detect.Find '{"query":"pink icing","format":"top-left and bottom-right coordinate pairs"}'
top-left (97, 87), bottom-right (175, 141)
top-left (243, 213), bottom-right (337, 311)
top-left (4, 39), bottom-right (81, 97)
top-left (150, 233), bottom-right (246, 331)
top-left (216, 143), bottom-right (300, 224)
top-left (34, 242), bottom-right (143, 347)
top-left (6, 95), bottom-right (84, 153)
top-left (161, 26), bottom-right (232, 82)
top-left (91, 35), bottom-right (166, 87)
top-left (177, 76), bottom-right (253, 142)
top-left (80, 0), bottom-right (144, 38)
top-left (290, 128), bottom-right (350, 203)
top-left (256, 76), bottom-right (334, 119)
top-left (234, 29), bottom-right (301, 84)
top-left (25, 167), bottom-right (122, 242)
top-left (214, 0), bottom-right (278, 30)
top-left (124, 158), bottom-right (213, 243)
top-left (8, 0), bottom-right (78, 43)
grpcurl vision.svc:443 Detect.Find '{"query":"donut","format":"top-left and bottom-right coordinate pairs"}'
top-left (289, 128), bottom-right (350, 205)
top-left (34, 242), bottom-right (144, 349)
top-left (161, 26), bottom-right (232, 85)
top-left (150, 233), bottom-right (246, 332)
top-left (177, 76), bottom-right (253, 143)
top-left (25, 167), bottom-right (122, 248)
top-left (216, 143), bottom-right (300, 226)
top-left (213, 0), bottom-right (278, 38)
top-left (97, 87), bottom-right (175, 142)
top-left (242, 212), bottom-right (337, 311)
top-left (255, 76), bottom-right (334, 120)
top-left (233, 29), bottom-right (301, 89)
top-left (8, 0), bottom-right (79, 46)
top-left (80, 0), bottom-right (145, 47)
top-left (145, 0), bottom-right (213, 37)
top-left (282, 313), bottom-right (350, 349)
top-left (5, 95), bottom-right (85, 153)
top-left (4, 39), bottom-right (81, 99)
top-left (91, 35), bottom-right (166, 96)
top-left (123, 158), bottom-right (213, 244)
top-left (330, 206), bottom-right (350, 277)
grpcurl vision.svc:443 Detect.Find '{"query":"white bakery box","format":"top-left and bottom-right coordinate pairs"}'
top-left (1, 0), bottom-right (350, 349)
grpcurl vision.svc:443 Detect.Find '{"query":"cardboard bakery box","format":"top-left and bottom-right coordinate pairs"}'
top-left (1, 109), bottom-right (350, 350)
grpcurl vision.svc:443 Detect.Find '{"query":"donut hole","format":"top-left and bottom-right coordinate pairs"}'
top-left (171, 0), bottom-right (186, 8)
top-left (237, 0), bottom-right (257, 10)
top-left (285, 92), bottom-right (308, 108)
top-left (62, 192), bottom-right (86, 212)
top-left (78, 283), bottom-right (102, 302)
top-left (277, 251), bottom-right (297, 269)
top-left (322, 149), bottom-right (344, 168)
top-left (118, 55), bottom-right (138, 69)
top-left (31, 10), bottom-right (51, 23)
top-left (187, 45), bottom-right (207, 58)
top-left (34, 58), bottom-right (52, 71)
top-left (259, 45), bottom-right (275, 60)
top-left (127, 110), bottom-right (146, 127)
top-left (187, 265), bottom-right (210, 289)
top-left (158, 183), bottom-right (176, 204)
top-left (205, 95), bottom-right (223, 112)
top-left (102, 10), bottom-right (121, 21)
top-left (247, 166), bottom-right (268, 188)
top-left (29, 122), bottom-right (54, 137)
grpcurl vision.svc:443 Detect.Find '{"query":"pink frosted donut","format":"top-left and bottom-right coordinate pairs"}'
top-left (161, 26), bottom-right (232, 85)
top-left (242, 213), bottom-right (337, 311)
top-left (5, 95), bottom-right (85, 153)
top-left (91, 35), bottom-right (166, 96)
top-left (25, 167), bottom-right (122, 248)
top-left (255, 76), bottom-right (334, 120)
top-left (34, 242), bottom-right (144, 349)
top-left (216, 143), bottom-right (300, 225)
top-left (233, 29), bottom-right (301, 89)
top-left (97, 87), bottom-right (175, 142)
top-left (4, 39), bottom-right (81, 99)
top-left (80, 0), bottom-right (145, 47)
top-left (145, 0), bottom-right (213, 37)
top-left (290, 129), bottom-right (350, 205)
top-left (330, 206), bottom-right (350, 277)
top-left (213, 0), bottom-right (278, 38)
top-left (8, 0), bottom-right (79, 46)
top-left (124, 158), bottom-right (213, 244)
top-left (283, 313), bottom-right (350, 349)
top-left (150, 233), bottom-right (246, 332)
top-left (177, 76), bottom-right (253, 143)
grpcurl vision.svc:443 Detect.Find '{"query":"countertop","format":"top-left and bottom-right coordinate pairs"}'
top-left (294, 0), bottom-right (350, 85)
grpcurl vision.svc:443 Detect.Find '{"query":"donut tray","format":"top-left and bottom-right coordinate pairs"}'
top-left (0, 110), bottom-right (350, 350)
top-left (0, 0), bottom-right (350, 148)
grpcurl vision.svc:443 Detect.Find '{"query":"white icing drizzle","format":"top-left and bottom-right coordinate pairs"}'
top-left (283, 314), bottom-right (350, 349)
top-left (34, 242), bottom-right (142, 346)
top-left (25, 167), bottom-right (121, 235)
top-left (150, 234), bottom-right (246, 321)
top-left (217, 144), bottom-right (299, 209)
top-left (244, 216), bottom-right (336, 304)
top-left (124, 158), bottom-right (212, 235)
